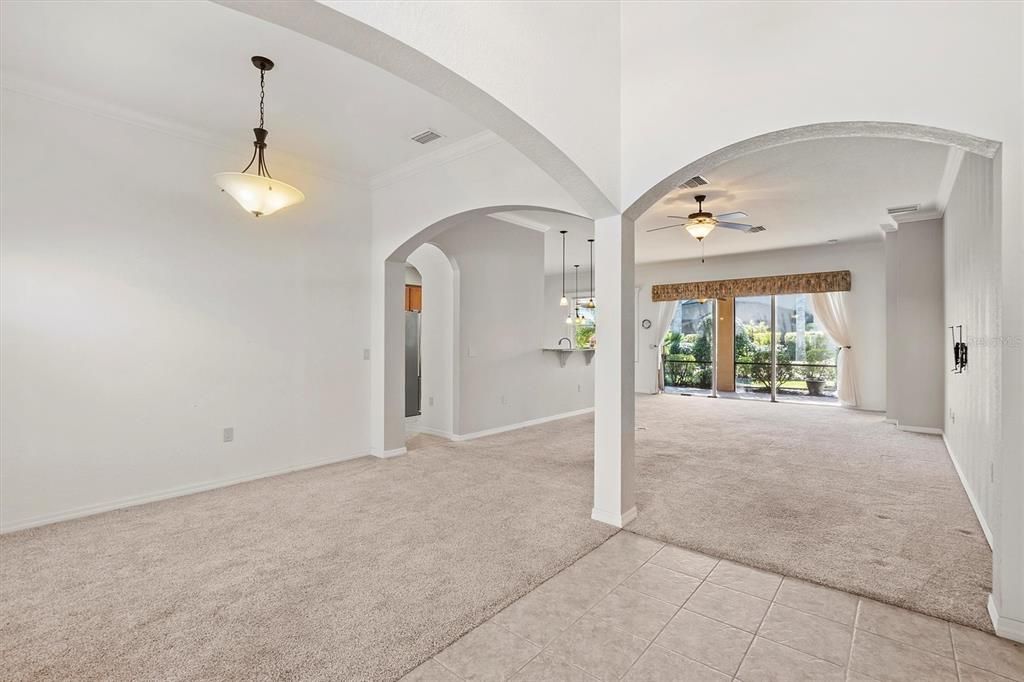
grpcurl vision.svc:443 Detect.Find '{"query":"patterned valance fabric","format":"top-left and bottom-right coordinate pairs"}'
top-left (651, 270), bottom-right (851, 302)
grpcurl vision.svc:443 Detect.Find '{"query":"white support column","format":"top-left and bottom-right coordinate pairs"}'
top-left (592, 215), bottom-right (636, 528)
top-left (991, 147), bottom-right (1024, 643)
top-left (370, 260), bottom-right (408, 458)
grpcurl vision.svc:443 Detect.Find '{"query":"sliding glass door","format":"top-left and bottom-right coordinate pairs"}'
top-left (733, 293), bottom-right (838, 403)
top-left (662, 299), bottom-right (714, 395)
top-left (776, 293), bottom-right (839, 402)
top-left (662, 292), bottom-right (840, 403)
top-left (734, 295), bottom-right (774, 400)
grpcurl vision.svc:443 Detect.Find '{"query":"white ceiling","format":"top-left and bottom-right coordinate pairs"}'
top-left (634, 137), bottom-right (951, 264)
top-left (500, 137), bottom-right (951, 273)
top-left (0, 0), bottom-right (485, 181)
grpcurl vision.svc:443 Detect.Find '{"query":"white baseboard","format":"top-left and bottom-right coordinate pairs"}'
top-left (942, 434), bottom-right (993, 548)
top-left (989, 594), bottom-right (1024, 643)
top-left (883, 417), bottom-right (897, 424)
top-left (592, 506), bottom-right (638, 528)
top-left (0, 451), bottom-right (368, 534)
top-left (897, 423), bottom-right (943, 435)
top-left (375, 446), bottom-right (407, 459)
top-left (414, 425), bottom-right (454, 440)
top-left (451, 407), bottom-right (594, 442)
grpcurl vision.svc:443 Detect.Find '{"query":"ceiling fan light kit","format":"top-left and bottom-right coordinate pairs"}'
top-left (647, 194), bottom-right (764, 263)
top-left (215, 56), bottom-right (305, 218)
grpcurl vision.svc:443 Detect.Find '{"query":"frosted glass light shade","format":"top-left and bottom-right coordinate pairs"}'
top-left (215, 172), bottom-right (305, 217)
top-left (559, 296), bottom-right (569, 306)
top-left (685, 218), bottom-right (716, 240)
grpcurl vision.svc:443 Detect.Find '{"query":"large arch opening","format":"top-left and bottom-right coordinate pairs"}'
top-left (611, 121), bottom-right (1010, 633)
top-left (373, 205), bottom-right (596, 455)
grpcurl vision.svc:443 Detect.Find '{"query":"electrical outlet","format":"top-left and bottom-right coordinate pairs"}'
top-left (577, 383), bottom-right (582, 392)
top-left (223, 427), bottom-right (234, 443)
top-left (991, 462), bottom-right (995, 482)
top-left (500, 394), bottom-right (507, 405)
top-left (429, 396), bottom-right (434, 406)
top-left (363, 348), bottom-right (370, 360)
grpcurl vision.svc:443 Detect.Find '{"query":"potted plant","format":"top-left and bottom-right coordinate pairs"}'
top-left (803, 346), bottom-right (830, 396)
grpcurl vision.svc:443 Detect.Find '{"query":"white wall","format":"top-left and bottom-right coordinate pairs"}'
top-left (0, 90), bottom-right (373, 531)
top-left (887, 219), bottom-right (945, 431)
top-left (430, 218), bottom-right (593, 436)
top-left (944, 153), bottom-right (999, 539)
top-left (634, 241), bottom-right (887, 411)
top-left (407, 244), bottom-right (455, 438)
top-left (622, 2), bottom-right (1021, 210)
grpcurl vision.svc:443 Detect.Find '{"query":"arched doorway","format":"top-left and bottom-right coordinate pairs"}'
top-left (611, 120), bottom-right (1015, 635)
top-left (372, 205), bottom-right (594, 457)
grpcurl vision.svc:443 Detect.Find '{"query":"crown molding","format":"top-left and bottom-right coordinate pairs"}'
top-left (487, 211), bottom-right (552, 233)
top-left (369, 130), bottom-right (503, 191)
top-left (0, 71), bottom-right (369, 189)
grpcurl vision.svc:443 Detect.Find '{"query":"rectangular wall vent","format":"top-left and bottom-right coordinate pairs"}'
top-left (411, 129), bottom-right (443, 144)
top-left (679, 175), bottom-right (709, 189)
top-left (886, 204), bottom-right (920, 216)
top-left (748, 225), bottom-right (767, 233)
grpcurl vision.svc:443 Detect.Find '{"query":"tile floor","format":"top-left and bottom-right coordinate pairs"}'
top-left (403, 532), bottom-right (1024, 682)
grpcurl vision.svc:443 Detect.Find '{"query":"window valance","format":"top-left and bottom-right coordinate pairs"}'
top-left (651, 270), bottom-right (851, 302)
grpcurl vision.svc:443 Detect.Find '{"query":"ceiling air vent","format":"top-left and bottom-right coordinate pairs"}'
top-left (679, 175), bottom-right (710, 189)
top-left (886, 204), bottom-right (920, 216)
top-left (748, 225), bottom-right (767, 233)
top-left (411, 129), bottom-right (443, 144)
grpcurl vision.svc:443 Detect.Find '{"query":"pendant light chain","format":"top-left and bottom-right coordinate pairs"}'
top-left (259, 67), bottom-right (266, 129)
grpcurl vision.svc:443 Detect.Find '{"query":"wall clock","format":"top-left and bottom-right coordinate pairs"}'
top-left (641, 319), bottom-right (652, 329)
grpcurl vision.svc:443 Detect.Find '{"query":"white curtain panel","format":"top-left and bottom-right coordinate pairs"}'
top-left (810, 292), bottom-right (860, 407)
top-left (654, 300), bottom-right (676, 393)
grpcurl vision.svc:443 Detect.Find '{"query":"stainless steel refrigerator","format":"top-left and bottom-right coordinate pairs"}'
top-left (405, 311), bottom-right (421, 417)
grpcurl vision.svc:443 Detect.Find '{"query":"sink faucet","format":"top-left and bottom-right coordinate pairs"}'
top-left (558, 337), bottom-right (573, 349)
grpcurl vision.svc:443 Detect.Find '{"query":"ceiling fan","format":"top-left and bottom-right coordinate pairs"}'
top-left (646, 194), bottom-right (764, 262)
top-left (646, 194), bottom-right (764, 240)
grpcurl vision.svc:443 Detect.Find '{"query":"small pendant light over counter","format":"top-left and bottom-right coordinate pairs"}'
top-left (583, 238), bottom-right (596, 308)
top-left (215, 56), bottom-right (305, 217)
top-left (559, 230), bottom-right (569, 307)
top-left (573, 265), bottom-right (586, 324)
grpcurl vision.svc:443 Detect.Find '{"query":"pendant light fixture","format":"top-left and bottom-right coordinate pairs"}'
top-left (559, 230), bottom-right (569, 306)
top-left (573, 265), bottom-right (586, 324)
top-left (583, 238), bottom-right (596, 308)
top-left (565, 260), bottom-right (577, 325)
top-left (215, 56), bottom-right (305, 217)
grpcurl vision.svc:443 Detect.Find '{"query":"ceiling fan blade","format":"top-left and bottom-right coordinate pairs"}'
top-left (646, 223), bottom-right (684, 233)
top-left (716, 221), bottom-right (755, 231)
top-left (714, 211), bottom-right (748, 220)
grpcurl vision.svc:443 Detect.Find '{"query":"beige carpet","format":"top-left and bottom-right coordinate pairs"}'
top-left (0, 424), bottom-right (614, 681)
top-left (628, 393), bottom-right (992, 631)
top-left (1, 397), bottom-right (992, 680)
